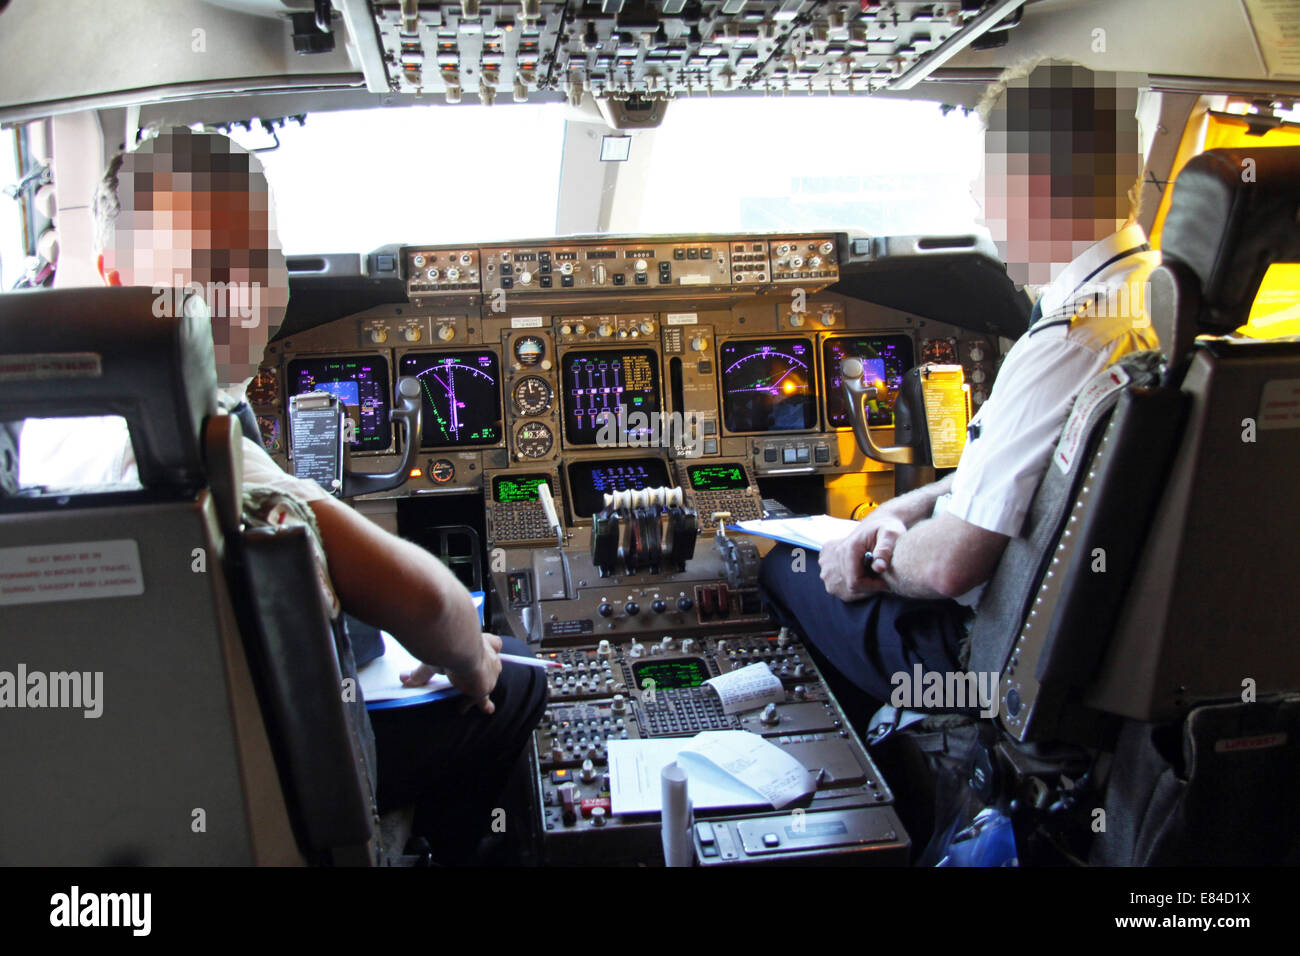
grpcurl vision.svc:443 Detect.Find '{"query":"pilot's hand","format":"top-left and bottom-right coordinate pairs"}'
top-left (401, 632), bottom-right (503, 715)
top-left (819, 511), bottom-right (906, 602)
top-left (445, 631), bottom-right (504, 715)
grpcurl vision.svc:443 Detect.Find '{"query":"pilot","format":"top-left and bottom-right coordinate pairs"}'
top-left (760, 60), bottom-right (1160, 707)
top-left (21, 127), bottom-right (546, 863)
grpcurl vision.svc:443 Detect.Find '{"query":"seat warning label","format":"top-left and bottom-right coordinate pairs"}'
top-left (1259, 378), bottom-right (1300, 430)
top-left (0, 540), bottom-right (144, 606)
top-left (0, 352), bottom-right (102, 381)
top-left (1055, 365), bottom-right (1129, 474)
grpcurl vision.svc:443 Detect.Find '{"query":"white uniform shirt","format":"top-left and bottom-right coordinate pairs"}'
top-left (935, 225), bottom-right (1161, 604)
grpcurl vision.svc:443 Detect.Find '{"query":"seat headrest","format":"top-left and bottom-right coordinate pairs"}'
top-left (0, 286), bottom-right (218, 487)
top-left (1159, 145), bottom-right (1300, 335)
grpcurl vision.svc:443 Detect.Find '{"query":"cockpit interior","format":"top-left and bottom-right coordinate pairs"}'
top-left (1, 0), bottom-right (1298, 896)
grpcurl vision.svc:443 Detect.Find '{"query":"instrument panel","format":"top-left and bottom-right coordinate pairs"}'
top-left (258, 233), bottom-right (1002, 543)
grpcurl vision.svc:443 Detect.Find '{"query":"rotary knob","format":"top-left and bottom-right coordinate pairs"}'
top-left (788, 313), bottom-right (804, 327)
top-left (445, 267), bottom-right (461, 282)
top-left (402, 326), bottom-right (422, 342)
top-left (690, 335), bottom-right (708, 352)
top-left (560, 261), bottom-right (574, 275)
top-left (639, 320), bottom-right (654, 335)
top-left (598, 602), bottom-right (613, 617)
top-left (369, 328), bottom-right (389, 344)
top-left (677, 594), bottom-right (694, 612)
top-left (624, 600), bottom-right (640, 616)
top-left (819, 240), bottom-right (834, 256)
top-left (634, 258), bottom-right (648, 273)
top-left (598, 323), bottom-right (613, 337)
top-left (651, 599), bottom-right (667, 614)
top-left (437, 326), bottom-right (455, 341)
top-left (517, 270), bottom-right (533, 285)
top-left (761, 702), bottom-right (780, 726)
top-left (969, 344), bottom-right (985, 362)
top-left (612, 694), bottom-right (627, 713)
top-left (412, 254), bottom-right (427, 268)
top-left (790, 255), bottom-right (805, 268)
top-left (425, 267), bottom-right (439, 281)
top-left (597, 639), bottom-right (612, 658)
top-left (628, 641), bottom-right (644, 658)
top-left (809, 256), bottom-right (823, 268)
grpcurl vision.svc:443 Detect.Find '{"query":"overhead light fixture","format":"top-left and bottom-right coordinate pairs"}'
top-left (600, 134), bottom-right (632, 162)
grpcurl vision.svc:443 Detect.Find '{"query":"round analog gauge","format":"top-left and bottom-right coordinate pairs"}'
top-left (514, 335), bottom-right (545, 367)
top-left (920, 338), bottom-right (958, 364)
top-left (514, 421), bottom-right (554, 459)
top-left (247, 367), bottom-right (280, 405)
top-left (512, 376), bottom-right (554, 416)
top-left (429, 458), bottom-right (456, 484)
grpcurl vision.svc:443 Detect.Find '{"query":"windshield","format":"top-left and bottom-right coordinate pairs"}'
top-left (228, 96), bottom-right (984, 255)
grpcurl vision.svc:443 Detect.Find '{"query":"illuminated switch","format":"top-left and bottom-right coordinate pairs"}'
top-left (764, 448), bottom-right (778, 463)
top-left (795, 447), bottom-right (810, 464)
top-left (782, 448), bottom-right (798, 464)
top-left (703, 439), bottom-right (718, 454)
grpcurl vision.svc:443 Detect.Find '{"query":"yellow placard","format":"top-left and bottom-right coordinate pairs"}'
top-left (920, 365), bottom-right (969, 469)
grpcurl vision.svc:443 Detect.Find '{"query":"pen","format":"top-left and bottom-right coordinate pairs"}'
top-left (501, 653), bottom-right (562, 669)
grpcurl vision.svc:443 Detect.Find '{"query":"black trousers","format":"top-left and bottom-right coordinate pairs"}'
top-left (758, 543), bottom-right (970, 706)
top-left (367, 635), bottom-right (547, 859)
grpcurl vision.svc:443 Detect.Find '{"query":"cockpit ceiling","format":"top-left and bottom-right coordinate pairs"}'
top-left (0, 0), bottom-right (1287, 127)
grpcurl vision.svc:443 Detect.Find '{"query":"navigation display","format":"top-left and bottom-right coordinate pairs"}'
top-left (566, 457), bottom-right (672, 517)
top-left (286, 355), bottom-right (391, 451)
top-left (399, 350), bottom-right (502, 447)
top-left (719, 338), bottom-right (817, 433)
top-left (561, 349), bottom-right (661, 446)
top-left (492, 472), bottom-right (552, 503)
top-left (822, 334), bottom-right (914, 428)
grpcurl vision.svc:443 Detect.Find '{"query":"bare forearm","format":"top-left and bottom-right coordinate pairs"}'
top-left (879, 517), bottom-right (953, 600)
top-left (876, 473), bottom-right (955, 528)
top-left (308, 495), bottom-right (483, 671)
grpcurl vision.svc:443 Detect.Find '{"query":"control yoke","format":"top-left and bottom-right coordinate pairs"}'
top-left (839, 356), bottom-right (914, 464)
top-left (341, 376), bottom-right (422, 497)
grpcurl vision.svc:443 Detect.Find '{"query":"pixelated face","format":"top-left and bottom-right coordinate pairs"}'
top-left (101, 130), bottom-right (289, 387)
top-left (976, 63), bottom-right (1142, 287)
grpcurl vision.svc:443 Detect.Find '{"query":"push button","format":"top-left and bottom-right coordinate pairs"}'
top-left (764, 448), bottom-right (778, 463)
top-left (782, 448), bottom-right (798, 464)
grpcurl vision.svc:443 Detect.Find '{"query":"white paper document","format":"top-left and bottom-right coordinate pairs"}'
top-left (608, 731), bottom-right (816, 815)
top-left (727, 514), bottom-right (860, 551)
top-left (357, 632), bottom-right (454, 702)
top-left (705, 662), bottom-right (786, 715)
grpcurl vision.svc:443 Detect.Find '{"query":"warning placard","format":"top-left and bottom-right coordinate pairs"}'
top-left (1054, 365), bottom-right (1130, 474)
top-left (1259, 378), bottom-right (1300, 430)
top-left (0, 540), bottom-right (144, 606)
